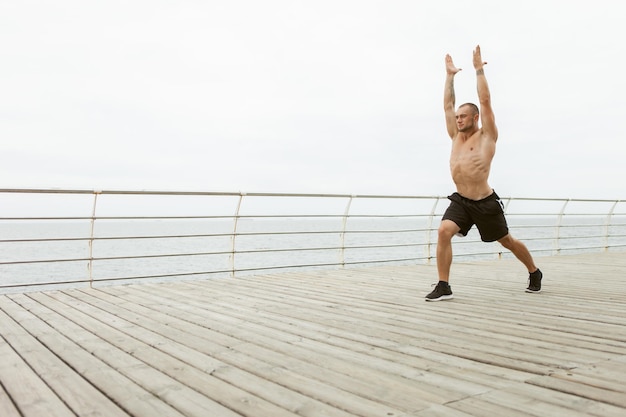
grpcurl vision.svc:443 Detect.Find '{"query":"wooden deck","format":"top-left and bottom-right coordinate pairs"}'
top-left (1, 252), bottom-right (625, 417)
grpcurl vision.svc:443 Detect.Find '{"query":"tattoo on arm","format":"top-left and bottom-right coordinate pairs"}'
top-left (476, 69), bottom-right (484, 76)
top-left (448, 80), bottom-right (455, 101)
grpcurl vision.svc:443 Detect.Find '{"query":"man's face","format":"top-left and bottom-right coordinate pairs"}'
top-left (456, 106), bottom-right (477, 132)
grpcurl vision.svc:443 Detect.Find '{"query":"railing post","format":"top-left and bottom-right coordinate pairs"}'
top-left (499, 197), bottom-right (513, 260)
top-left (425, 197), bottom-right (440, 263)
top-left (230, 193), bottom-right (245, 277)
top-left (604, 200), bottom-right (619, 251)
top-left (555, 199), bottom-right (570, 255)
top-left (88, 191), bottom-right (101, 288)
top-left (339, 195), bottom-right (354, 268)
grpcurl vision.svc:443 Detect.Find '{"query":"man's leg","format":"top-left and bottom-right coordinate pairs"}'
top-left (426, 220), bottom-right (460, 301)
top-left (498, 234), bottom-right (542, 292)
top-left (497, 234), bottom-right (537, 272)
top-left (437, 220), bottom-right (461, 282)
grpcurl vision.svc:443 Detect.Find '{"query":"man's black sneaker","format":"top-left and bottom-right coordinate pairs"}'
top-left (425, 282), bottom-right (453, 301)
top-left (525, 269), bottom-right (543, 293)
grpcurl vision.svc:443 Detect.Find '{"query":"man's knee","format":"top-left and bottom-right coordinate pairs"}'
top-left (438, 220), bottom-right (459, 241)
top-left (498, 234), bottom-right (515, 249)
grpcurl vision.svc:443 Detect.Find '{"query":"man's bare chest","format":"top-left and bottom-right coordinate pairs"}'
top-left (450, 138), bottom-right (495, 172)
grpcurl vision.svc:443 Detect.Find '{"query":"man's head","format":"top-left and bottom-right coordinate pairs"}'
top-left (456, 103), bottom-right (480, 133)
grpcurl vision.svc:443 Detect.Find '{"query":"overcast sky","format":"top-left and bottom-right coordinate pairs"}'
top-left (2, 0), bottom-right (625, 200)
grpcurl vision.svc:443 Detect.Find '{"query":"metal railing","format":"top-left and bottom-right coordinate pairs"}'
top-left (0, 188), bottom-right (624, 292)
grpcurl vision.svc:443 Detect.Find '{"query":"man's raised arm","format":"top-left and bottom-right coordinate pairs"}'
top-left (473, 45), bottom-right (498, 141)
top-left (444, 54), bottom-right (461, 139)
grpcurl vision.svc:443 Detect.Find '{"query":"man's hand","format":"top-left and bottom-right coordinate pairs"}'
top-left (445, 54), bottom-right (461, 75)
top-left (473, 45), bottom-right (487, 70)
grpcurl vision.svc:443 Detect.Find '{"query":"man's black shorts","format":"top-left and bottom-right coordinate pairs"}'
top-left (442, 191), bottom-right (509, 242)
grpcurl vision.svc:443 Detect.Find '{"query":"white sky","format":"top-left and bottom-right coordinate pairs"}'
top-left (1, 0), bottom-right (625, 199)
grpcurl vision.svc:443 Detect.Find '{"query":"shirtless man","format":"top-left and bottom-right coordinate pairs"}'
top-left (425, 45), bottom-right (542, 301)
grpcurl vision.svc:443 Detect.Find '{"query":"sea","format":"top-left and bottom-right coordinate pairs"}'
top-left (2, 215), bottom-right (625, 292)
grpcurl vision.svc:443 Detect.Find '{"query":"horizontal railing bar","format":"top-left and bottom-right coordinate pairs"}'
top-left (92, 233), bottom-right (232, 240)
top-left (224, 230), bottom-right (341, 237)
top-left (0, 188), bottom-right (441, 199)
top-left (0, 214), bottom-right (409, 222)
top-left (91, 270), bottom-right (230, 284)
top-left (0, 214), bottom-right (438, 222)
top-left (0, 217), bottom-right (94, 221)
top-left (91, 251), bottom-right (232, 262)
top-left (508, 225), bottom-right (557, 229)
top-left (0, 188), bottom-right (243, 197)
top-left (339, 257), bottom-right (427, 265)
top-left (344, 228), bottom-right (428, 233)
top-left (216, 248), bottom-right (547, 273)
top-left (208, 259), bottom-right (427, 275)
top-left (505, 213), bottom-right (584, 217)
top-left (3, 242), bottom-right (433, 266)
top-left (504, 196), bottom-right (622, 203)
top-left (232, 230), bottom-right (428, 237)
top-left (0, 228), bottom-right (438, 244)
top-left (558, 224), bottom-right (613, 228)
top-left (0, 279), bottom-right (91, 290)
top-left (344, 242), bottom-right (425, 250)
top-left (2, 214), bottom-right (620, 223)
top-left (1, 188), bottom-right (622, 206)
top-left (0, 258), bottom-right (90, 266)
top-left (0, 251), bottom-right (233, 266)
top-left (556, 233), bottom-right (609, 237)
top-left (0, 237), bottom-right (93, 243)
top-left (0, 215), bottom-right (236, 221)
top-left (0, 189), bottom-right (99, 195)
top-left (0, 232), bottom-right (236, 243)
top-left (1, 187), bottom-right (619, 202)
top-left (234, 243), bottom-right (426, 256)
top-left (509, 213), bottom-right (620, 217)
top-left (557, 244), bottom-right (626, 251)
top-left (230, 230), bottom-right (421, 238)
top-left (490, 248), bottom-right (556, 258)
top-left (236, 214), bottom-right (433, 219)
top-left (1, 234), bottom-right (316, 243)
top-left (5, 227), bottom-right (618, 245)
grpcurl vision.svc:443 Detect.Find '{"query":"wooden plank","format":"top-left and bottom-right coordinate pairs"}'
top-left (414, 404), bottom-right (477, 417)
top-left (0, 307), bottom-right (75, 417)
top-left (84, 285), bottom-right (423, 416)
top-left (0, 382), bottom-right (21, 417)
top-left (20, 291), bottom-right (298, 417)
top-left (0, 298), bottom-right (128, 417)
top-left (1, 294), bottom-right (186, 417)
top-left (558, 358), bottom-right (626, 387)
top-left (8, 293), bottom-right (240, 417)
top-left (126, 282), bottom-right (508, 395)
top-left (51, 288), bottom-right (368, 417)
top-left (477, 383), bottom-right (626, 417)
top-left (527, 374), bottom-right (626, 408)
top-left (446, 395), bottom-right (543, 417)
